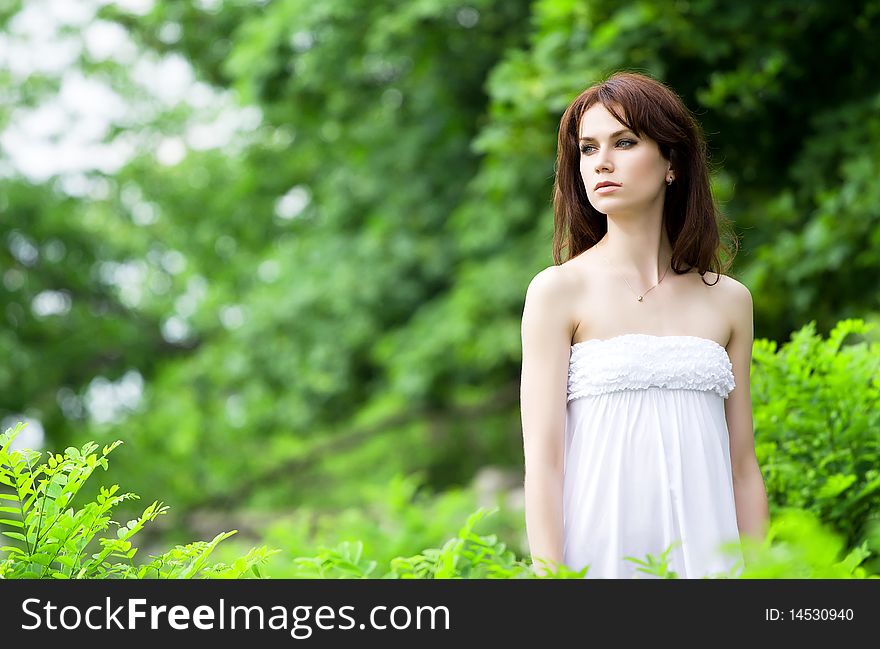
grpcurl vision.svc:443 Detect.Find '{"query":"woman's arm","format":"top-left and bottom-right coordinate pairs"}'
top-left (723, 279), bottom-right (770, 543)
top-left (520, 266), bottom-right (574, 576)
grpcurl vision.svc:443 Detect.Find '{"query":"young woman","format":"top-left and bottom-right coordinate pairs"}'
top-left (520, 71), bottom-right (769, 578)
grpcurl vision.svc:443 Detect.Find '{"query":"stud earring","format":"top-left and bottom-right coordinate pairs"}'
top-left (666, 176), bottom-right (673, 185)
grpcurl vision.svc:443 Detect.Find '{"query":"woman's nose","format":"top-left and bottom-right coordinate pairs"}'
top-left (594, 153), bottom-right (613, 173)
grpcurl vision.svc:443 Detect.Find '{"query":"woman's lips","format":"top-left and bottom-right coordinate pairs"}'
top-left (595, 185), bottom-right (620, 194)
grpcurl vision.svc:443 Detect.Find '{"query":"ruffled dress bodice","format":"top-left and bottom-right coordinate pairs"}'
top-left (567, 334), bottom-right (735, 402)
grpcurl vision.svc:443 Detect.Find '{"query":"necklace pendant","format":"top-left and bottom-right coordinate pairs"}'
top-left (637, 295), bottom-right (643, 302)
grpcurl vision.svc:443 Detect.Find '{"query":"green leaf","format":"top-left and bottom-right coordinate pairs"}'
top-left (55, 555), bottom-right (77, 569)
top-left (0, 518), bottom-right (24, 528)
top-left (816, 473), bottom-right (858, 499)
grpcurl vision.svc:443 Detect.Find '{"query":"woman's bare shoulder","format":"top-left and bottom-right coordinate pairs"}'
top-left (703, 273), bottom-right (753, 338)
top-left (709, 272), bottom-right (752, 301)
top-left (525, 264), bottom-right (578, 303)
top-left (692, 268), bottom-right (747, 292)
top-left (523, 263), bottom-right (582, 334)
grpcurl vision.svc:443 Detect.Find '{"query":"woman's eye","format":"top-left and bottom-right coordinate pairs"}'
top-left (579, 139), bottom-right (636, 154)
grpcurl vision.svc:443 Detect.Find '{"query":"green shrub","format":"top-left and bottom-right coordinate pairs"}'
top-left (281, 505), bottom-right (877, 579)
top-left (751, 318), bottom-right (880, 553)
top-left (0, 422), bottom-right (277, 579)
top-left (281, 507), bottom-right (534, 579)
top-left (207, 471), bottom-right (527, 578)
top-left (736, 507), bottom-right (877, 579)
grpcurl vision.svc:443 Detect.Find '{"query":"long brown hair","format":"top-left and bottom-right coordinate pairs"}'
top-left (552, 71), bottom-right (738, 284)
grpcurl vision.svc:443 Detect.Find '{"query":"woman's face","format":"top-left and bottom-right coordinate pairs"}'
top-left (578, 103), bottom-right (671, 215)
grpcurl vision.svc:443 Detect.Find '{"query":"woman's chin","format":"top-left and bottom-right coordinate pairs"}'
top-left (588, 196), bottom-right (626, 212)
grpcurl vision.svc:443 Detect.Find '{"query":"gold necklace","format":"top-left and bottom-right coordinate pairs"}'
top-left (597, 241), bottom-right (670, 302)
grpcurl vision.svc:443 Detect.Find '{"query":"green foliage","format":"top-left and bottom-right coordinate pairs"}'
top-left (736, 508), bottom-right (878, 579)
top-left (387, 508), bottom-right (531, 579)
top-left (626, 507), bottom-right (880, 579)
top-left (751, 318), bottom-right (880, 553)
top-left (623, 541), bottom-right (684, 580)
top-left (0, 422), bottom-right (277, 579)
top-left (281, 507), bottom-right (547, 579)
top-left (208, 471), bottom-right (527, 578)
top-left (269, 505), bottom-right (878, 579)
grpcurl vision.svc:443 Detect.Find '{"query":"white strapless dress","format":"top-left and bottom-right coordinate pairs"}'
top-left (563, 334), bottom-right (744, 579)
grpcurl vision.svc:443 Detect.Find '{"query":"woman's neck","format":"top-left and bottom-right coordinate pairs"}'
top-left (597, 218), bottom-right (672, 285)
